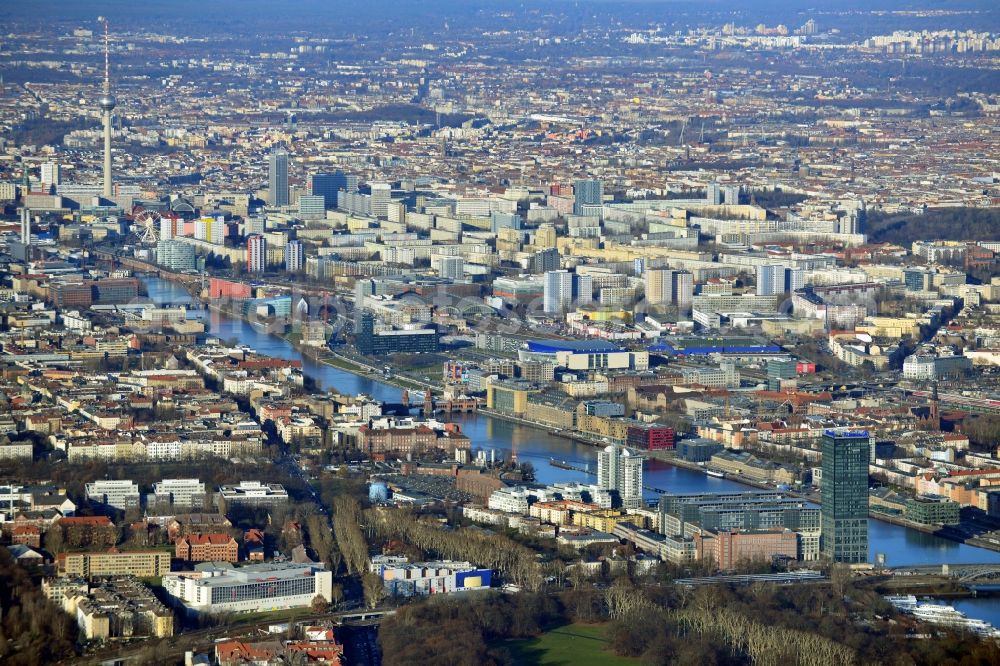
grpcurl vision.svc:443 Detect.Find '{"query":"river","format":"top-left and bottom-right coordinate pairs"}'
top-left (143, 276), bottom-right (1000, 570)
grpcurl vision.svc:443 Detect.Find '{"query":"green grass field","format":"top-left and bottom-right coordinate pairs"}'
top-left (501, 623), bottom-right (638, 666)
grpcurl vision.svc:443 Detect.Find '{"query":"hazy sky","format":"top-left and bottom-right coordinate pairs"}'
top-left (2, 0), bottom-right (997, 36)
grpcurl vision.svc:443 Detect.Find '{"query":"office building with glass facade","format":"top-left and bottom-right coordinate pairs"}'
top-left (268, 148), bottom-right (289, 207)
top-left (355, 311), bottom-right (439, 355)
top-left (157, 239), bottom-right (196, 272)
top-left (820, 430), bottom-right (870, 563)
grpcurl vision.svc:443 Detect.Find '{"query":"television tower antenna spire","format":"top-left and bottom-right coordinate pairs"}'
top-left (103, 19), bottom-right (110, 94)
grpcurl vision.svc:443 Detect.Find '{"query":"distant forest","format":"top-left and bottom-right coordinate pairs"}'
top-left (866, 208), bottom-right (1000, 245)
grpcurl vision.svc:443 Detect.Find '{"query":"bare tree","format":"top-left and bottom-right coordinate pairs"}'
top-left (332, 496), bottom-right (368, 575)
top-left (42, 526), bottom-right (64, 554)
top-left (568, 562), bottom-right (589, 589)
top-left (830, 563), bottom-right (852, 598)
top-left (329, 583), bottom-right (344, 607)
top-left (604, 577), bottom-right (653, 620)
top-left (362, 572), bottom-right (387, 610)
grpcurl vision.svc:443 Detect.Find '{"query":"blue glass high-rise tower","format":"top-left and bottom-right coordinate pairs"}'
top-left (821, 430), bottom-right (870, 563)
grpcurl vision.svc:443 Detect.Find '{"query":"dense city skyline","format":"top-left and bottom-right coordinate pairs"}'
top-left (1, 1), bottom-right (1000, 664)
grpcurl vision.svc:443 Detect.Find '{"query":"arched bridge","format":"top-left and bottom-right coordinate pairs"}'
top-left (890, 563), bottom-right (1000, 582)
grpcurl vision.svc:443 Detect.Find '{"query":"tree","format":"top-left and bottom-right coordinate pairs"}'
top-left (362, 572), bottom-right (387, 610)
top-left (568, 562), bottom-right (589, 589)
top-left (332, 496), bottom-right (368, 575)
top-left (830, 563), bottom-right (853, 598)
top-left (0, 549), bottom-right (77, 664)
top-left (604, 577), bottom-right (653, 620)
top-left (305, 514), bottom-right (336, 568)
top-left (368, 507), bottom-right (544, 591)
top-left (42, 526), bottom-right (64, 554)
top-left (310, 594), bottom-right (329, 614)
top-left (328, 549), bottom-right (343, 577)
top-left (329, 583), bottom-right (344, 607)
top-left (545, 560), bottom-right (566, 588)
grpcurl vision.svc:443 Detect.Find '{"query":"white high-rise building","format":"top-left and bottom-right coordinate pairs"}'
top-left (543, 270), bottom-right (592, 315)
top-left (41, 162), bottom-right (61, 187)
top-left (150, 478), bottom-right (207, 508)
top-left (20, 208), bottom-right (30, 245)
top-left (756, 265), bottom-right (804, 296)
top-left (194, 217), bottom-right (225, 245)
top-left (435, 255), bottom-right (464, 280)
top-left (706, 182), bottom-right (722, 205)
top-left (645, 269), bottom-right (693, 308)
top-left (620, 450), bottom-right (643, 507)
top-left (370, 182), bottom-right (391, 218)
top-left (544, 270), bottom-right (574, 314)
top-left (247, 235), bottom-right (267, 273)
top-left (298, 195), bottom-right (325, 220)
top-left (597, 445), bottom-right (644, 509)
top-left (85, 479), bottom-right (140, 511)
top-left (723, 184), bottom-right (740, 205)
top-left (159, 216), bottom-right (174, 241)
top-left (285, 240), bottom-right (304, 273)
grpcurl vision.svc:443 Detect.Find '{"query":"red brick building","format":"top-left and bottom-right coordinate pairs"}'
top-left (694, 529), bottom-right (798, 571)
top-left (175, 533), bottom-right (239, 562)
top-left (358, 423), bottom-right (471, 456)
top-left (58, 515), bottom-right (117, 548)
top-left (12, 525), bottom-right (41, 547)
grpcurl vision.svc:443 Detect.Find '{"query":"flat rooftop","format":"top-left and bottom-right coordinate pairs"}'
top-left (526, 339), bottom-right (622, 353)
top-left (192, 562), bottom-right (325, 587)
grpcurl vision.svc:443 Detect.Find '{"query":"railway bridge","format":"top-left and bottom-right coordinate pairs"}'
top-left (891, 563), bottom-right (1000, 583)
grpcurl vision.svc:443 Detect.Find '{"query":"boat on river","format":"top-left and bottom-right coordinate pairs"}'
top-left (886, 595), bottom-right (1000, 638)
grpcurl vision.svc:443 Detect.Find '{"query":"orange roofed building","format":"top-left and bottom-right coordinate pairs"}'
top-left (215, 640), bottom-right (281, 666)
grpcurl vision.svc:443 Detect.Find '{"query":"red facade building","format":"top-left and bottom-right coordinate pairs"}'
top-left (626, 423), bottom-right (676, 450)
top-left (175, 533), bottom-right (239, 562)
top-left (209, 277), bottom-right (252, 300)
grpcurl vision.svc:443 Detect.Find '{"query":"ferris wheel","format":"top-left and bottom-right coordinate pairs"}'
top-left (133, 209), bottom-right (161, 245)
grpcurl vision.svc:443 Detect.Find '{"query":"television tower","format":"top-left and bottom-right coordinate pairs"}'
top-left (98, 17), bottom-right (115, 199)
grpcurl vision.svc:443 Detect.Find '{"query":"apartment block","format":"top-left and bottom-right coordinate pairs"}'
top-left (59, 551), bottom-right (172, 578)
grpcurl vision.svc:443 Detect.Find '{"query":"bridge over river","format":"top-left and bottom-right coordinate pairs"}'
top-left (891, 563), bottom-right (1000, 583)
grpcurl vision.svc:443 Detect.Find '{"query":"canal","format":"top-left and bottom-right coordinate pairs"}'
top-left (144, 276), bottom-right (1000, 568)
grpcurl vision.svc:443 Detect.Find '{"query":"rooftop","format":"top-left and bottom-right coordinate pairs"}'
top-left (186, 562), bottom-right (327, 588)
top-left (526, 339), bottom-right (622, 354)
